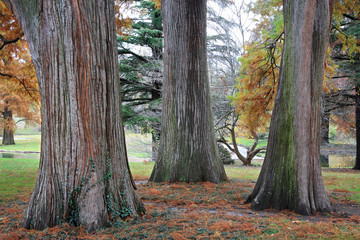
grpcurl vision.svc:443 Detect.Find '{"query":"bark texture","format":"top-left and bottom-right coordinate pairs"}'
top-left (2, 106), bottom-right (15, 145)
top-left (355, 85), bottom-right (360, 170)
top-left (4, 0), bottom-right (145, 231)
top-left (246, 0), bottom-right (333, 215)
top-left (149, 0), bottom-right (227, 183)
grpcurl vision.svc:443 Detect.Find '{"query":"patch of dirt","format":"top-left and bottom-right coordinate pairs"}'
top-left (331, 201), bottom-right (360, 217)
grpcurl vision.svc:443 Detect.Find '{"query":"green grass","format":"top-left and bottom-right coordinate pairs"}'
top-left (125, 133), bottom-right (152, 159)
top-left (5, 158), bottom-right (360, 204)
top-left (0, 159), bottom-right (155, 201)
top-left (0, 158), bottom-right (38, 200)
top-left (237, 138), bottom-right (268, 148)
top-left (323, 171), bottom-right (360, 203)
top-left (14, 127), bottom-right (41, 135)
top-left (0, 137), bottom-right (41, 152)
top-left (130, 161), bottom-right (154, 179)
top-left (225, 165), bottom-right (260, 180)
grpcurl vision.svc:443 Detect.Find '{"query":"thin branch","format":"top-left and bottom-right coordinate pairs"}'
top-left (0, 33), bottom-right (22, 51)
top-left (0, 71), bottom-right (39, 103)
top-left (118, 49), bottom-right (149, 62)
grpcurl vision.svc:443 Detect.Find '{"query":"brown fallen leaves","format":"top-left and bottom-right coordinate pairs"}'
top-left (1, 179), bottom-right (360, 239)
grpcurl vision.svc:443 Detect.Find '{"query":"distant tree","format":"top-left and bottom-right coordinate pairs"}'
top-left (207, 0), bottom-right (267, 165)
top-left (218, 0), bottom-right (283, 165)
top-left (330, 0), bottom-right (360, 169)
top-left (149, 0), bottom-right (227, 183)
top-left (2, 0), bottom-right (145, 231)
top-left (0, 2), bottom-right (40, 145)
top-left (118, 0), bottom-right (163, 160)
top-left (0, 61), bottom-right (40, 145)
top-left (246, 0), bottom-right (333, 215)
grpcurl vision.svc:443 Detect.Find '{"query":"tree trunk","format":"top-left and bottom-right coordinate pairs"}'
top-left (2, 106), bottom-right (15, 145)
top-left (149, 0), bottom-right (227, 183)
top-left (151, 80), bottom-right (162, 161)
top-left (246, 0), bottom-right (333, 215)
top-left (151, 121), bottom-right (161, 161)
top-left (4, 0), bottom-right (145, 231)
top-left (321, 112), bottom-right (330, 144)
top-left (354, 85), bottom-right (360, 170)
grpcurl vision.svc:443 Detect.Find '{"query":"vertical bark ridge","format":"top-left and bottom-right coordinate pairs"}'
top-left (246, 0), bottom-right (332, 215)
top-left (7, 0), bottom-right (144, 231)
top-left (149, 0), bottom-right (227, 183)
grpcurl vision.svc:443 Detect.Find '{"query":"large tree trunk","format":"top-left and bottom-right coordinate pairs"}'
top-left (149, 0), bottom-right (227, 183)
top-left (246, 0), bottom-right (333, 215)
top-left (4, 0), bottom-right (145, 231)
top-left (2, 106), bottom-right (15, 145)
top-left (354, 85), bottom-right (360, 170)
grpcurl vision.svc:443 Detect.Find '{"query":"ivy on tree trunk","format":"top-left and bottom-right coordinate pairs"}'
top-left (3, 0), bottom-right (145, 231)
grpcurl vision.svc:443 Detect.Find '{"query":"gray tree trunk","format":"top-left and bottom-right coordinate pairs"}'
top-left (3, 0), bottom-right (145, 231)
top-left (2, 106), bottom-right (15, 145)
top-left (149, 0), bottom-right (227, 183)
top-left (246, 0), bottom-right (333, 215)
top-left (354, 85), bottom-right (360, 170)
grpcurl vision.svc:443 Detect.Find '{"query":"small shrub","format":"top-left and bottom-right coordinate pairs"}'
top-left (218, 144), bottom-right (234, 165)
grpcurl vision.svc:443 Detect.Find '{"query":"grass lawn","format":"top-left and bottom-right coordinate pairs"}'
top-left (1, 157), bottom-right (360, 239)
top-left (0, 135), bottom-right (41, 152)
top-left (0, 133), bottom-right (152, 158)
top-left (323, 171), bottom-right (360, 203)
top-left (237, 138), bottom-right (268, 148)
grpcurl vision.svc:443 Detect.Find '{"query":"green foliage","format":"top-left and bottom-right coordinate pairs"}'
top-left (119, 0), bottom-right (163, 132)
top-left (218, 144), bottom-right (234, 165)
top-left (328, 1), bottom-right (360, 136)
top-left (329, 125), bottom-right (337, 140)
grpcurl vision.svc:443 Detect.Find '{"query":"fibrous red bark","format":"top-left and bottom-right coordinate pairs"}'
top-left (3, 0), bottom-right (145, 231)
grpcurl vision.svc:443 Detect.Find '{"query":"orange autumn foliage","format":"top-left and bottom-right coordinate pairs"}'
top-left (233, 0), bottom-right (352, 139)
top-left (0, 2), bottom-right (40, 133)
top-left (1, 177), bottom-right (360, 239)
top-left (114, 0), bottom-right (133, 37)
top-left (233, 38), bottom-right (281, 137)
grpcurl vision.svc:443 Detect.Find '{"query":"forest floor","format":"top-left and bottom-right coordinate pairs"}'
top-left (1, 160), bottom-right (360, 239)
top-left (0, 134), bottom-right (359, 239)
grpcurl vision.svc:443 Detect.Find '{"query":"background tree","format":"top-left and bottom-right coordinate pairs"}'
top-left (216, 0), bottom-right (283, 165)
top-left (246, 0), bottom-right (333, 215)
top-left (118, 0), bottom-right (163, 160)
top-left (2, 0), bottom-right (145, 231)
top-left (149, 0), bottom-right (227, 183)
top-left (207, 0), bottom-right (267, 165)
top-left (0, 56), bottom-right (40, 145)
top-left (0, 2), bottom-right (40, 145)
top-left (330, 0), bottom-right (360, 169)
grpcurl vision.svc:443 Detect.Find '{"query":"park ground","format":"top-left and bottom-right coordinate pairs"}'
top-left (0, 131), bottom-right (360, 239)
